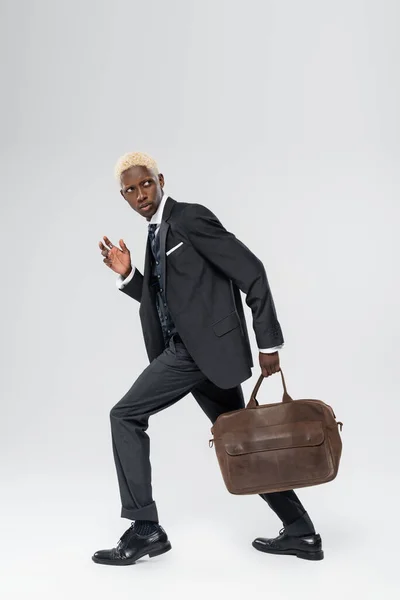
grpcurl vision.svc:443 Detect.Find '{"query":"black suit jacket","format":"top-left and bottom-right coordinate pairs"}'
top-left (120, 196), bottom-right (284, 389)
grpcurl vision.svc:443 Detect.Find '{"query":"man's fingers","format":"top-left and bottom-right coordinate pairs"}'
top-left (119, 238), bottom-right (128, 252)
top-left (103, 235), bottom-right (114, 249)
top-left (100, 236), bottom-right (128, 265)
top-left (99, 242), bottom-right (110, 258)
top-left (99, 241), bottom-right (111, 254)
top-left (261, 364), bottom-right (280, 377)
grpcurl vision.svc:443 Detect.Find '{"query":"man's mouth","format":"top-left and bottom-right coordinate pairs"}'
top-left (140, 203), bottom-right (152, 211)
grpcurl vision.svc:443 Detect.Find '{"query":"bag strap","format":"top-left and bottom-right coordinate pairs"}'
top-left (246, 369), bottom-right (293, 408)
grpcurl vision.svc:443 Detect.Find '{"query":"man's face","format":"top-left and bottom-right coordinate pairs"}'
top-left (120, 165), bottom-right (165, 221)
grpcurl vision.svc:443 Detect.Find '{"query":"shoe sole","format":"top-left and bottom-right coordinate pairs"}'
top-left (252, 541), bottom-right (324, 561)
top-left (91, 541), bottom-right (172, 566)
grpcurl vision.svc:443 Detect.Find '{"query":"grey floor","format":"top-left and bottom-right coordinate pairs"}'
top-left (1, 465), bottom-right (396, 600)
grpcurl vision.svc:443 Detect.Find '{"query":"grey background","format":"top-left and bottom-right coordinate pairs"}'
top-left (1, 0), bottom-right (399, 598)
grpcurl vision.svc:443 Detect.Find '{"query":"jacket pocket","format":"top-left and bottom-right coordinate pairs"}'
top-left (212, 311), bottom-right (240, 337)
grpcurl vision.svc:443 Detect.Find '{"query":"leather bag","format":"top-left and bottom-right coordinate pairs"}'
top-left (208, 369), bottom-right (343, 494)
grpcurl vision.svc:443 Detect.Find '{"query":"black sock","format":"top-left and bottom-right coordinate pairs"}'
top-left (132, 520), bottom-right (160, 536)
top-left (284, 512), bottom-right (316, 537)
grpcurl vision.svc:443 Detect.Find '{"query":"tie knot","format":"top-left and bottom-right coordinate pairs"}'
top-left (148, 223), bottom-right (157, 234)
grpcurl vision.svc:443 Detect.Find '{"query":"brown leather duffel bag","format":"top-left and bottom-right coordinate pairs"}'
top-left (209, 369), bottom-right (343, 495)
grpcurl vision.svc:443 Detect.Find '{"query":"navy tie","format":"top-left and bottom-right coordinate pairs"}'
top-left (148, 223), bottom-right (158, 257)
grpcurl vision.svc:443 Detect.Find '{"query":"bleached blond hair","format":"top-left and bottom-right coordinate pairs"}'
top-left (114, 151), bottom-right (159, 180)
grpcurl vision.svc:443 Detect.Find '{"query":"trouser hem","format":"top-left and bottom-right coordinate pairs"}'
top-left (121, 502), bottom-right (159, 522)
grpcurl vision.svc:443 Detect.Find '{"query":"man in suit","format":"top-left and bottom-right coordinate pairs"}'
top-left (92, 152), bottom-right (323, 565)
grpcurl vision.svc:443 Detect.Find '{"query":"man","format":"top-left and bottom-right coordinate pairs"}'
top-left (93, 152), bottom-right (323, 565)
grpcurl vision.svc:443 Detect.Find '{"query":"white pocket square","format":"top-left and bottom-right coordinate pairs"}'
top-left (166, 241), bottom-right (184, 256)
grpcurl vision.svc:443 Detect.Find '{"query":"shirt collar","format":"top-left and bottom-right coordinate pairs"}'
top-left (149, 191), bottom-right (168, 226)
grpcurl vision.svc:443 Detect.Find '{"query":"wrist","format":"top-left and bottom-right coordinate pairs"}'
top-left (121, 267), bottom-right (132, 279)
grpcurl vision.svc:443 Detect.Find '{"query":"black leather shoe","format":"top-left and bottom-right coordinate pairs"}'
top-left (92, 522), bottom-right (172, 566)
top-left (252, 527), bottom-right (324, 561)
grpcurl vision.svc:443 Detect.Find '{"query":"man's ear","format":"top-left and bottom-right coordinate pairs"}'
top-left (158, 173), bottom-right (165, 188)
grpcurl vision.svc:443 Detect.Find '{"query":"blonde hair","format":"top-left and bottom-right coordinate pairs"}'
top-left (114, 151), bottom-right (159, 180)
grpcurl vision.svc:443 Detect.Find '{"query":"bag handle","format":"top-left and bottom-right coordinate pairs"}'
top-left (246, 369), bottom-right (293, 409)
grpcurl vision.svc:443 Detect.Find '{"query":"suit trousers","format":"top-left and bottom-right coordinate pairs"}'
top-left (110, 333), bottom-right (315, 532)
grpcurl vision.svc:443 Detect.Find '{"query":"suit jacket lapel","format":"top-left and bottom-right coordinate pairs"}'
top-left (159, 219), bottom-right (170, 303)
top-left (143, 235), bottom-right (152, 284)
top-left (142, 195), bottom-right (175, 304)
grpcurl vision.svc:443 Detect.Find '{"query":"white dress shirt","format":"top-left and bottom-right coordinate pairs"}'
top-left (116, 191), bottom-right (283, 354)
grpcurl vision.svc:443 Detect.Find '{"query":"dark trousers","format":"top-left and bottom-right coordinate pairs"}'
top-left (110, 333), bottom-right (315, 535)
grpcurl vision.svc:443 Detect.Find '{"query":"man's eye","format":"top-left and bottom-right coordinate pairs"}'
top-left (143, 180), bottom-right (151, 186)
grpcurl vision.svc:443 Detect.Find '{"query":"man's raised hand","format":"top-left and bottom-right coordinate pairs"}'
top-left (99, 236), bottom-right (132, 278)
